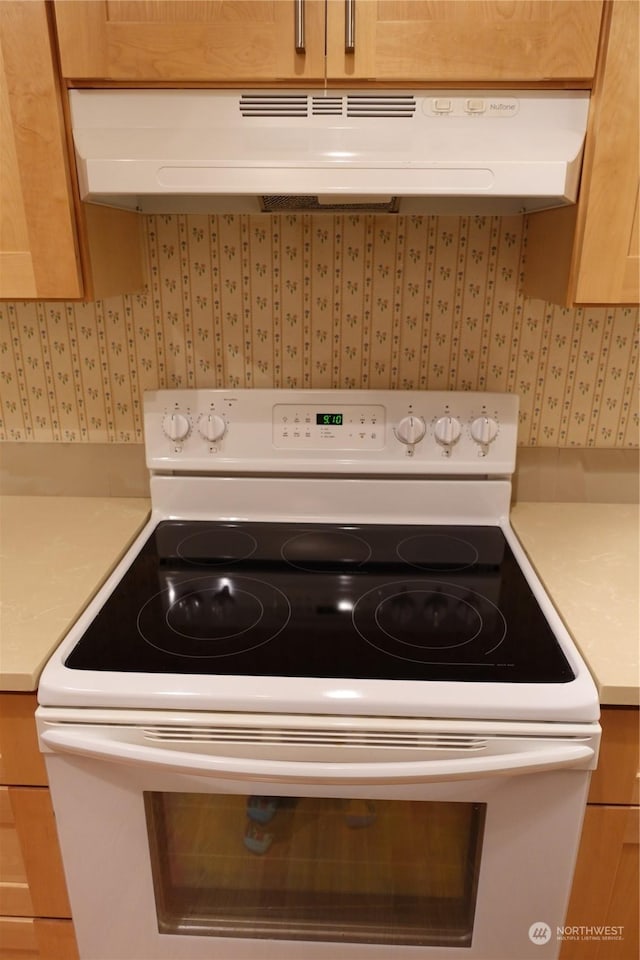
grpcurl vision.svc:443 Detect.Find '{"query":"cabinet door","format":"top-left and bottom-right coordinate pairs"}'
top-left (54, 0), bottom-right (325, 81)
top-left (0, 918), bottom-right (78, 960)
top-left (561, 709), bottom-right (639, 959)
top-left (0, 787), bottom-right (72, 919)
top-left (560, 805), bottom-right (639, 960)
top-left (570, 0), bottom-right (639, 303)
top-left (4, 788), bottom-right (72, 918)
top-left (327, 0), bottom-right (603, 82)
top-left (0, 694), bottom-right (48, 787)
top-left (0, 1), bottom-right (82, 299)
top-left (523, 0), bottom-right (639, 305)
top-left (589, 707), bottom-right (640, 806)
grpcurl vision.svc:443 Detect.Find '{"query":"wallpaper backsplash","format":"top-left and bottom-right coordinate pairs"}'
top-left (0, 213), bottom-right (637, 447)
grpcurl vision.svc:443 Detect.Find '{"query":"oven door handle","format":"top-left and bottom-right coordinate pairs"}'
top-left (40, 728), bottom-right (595, 784)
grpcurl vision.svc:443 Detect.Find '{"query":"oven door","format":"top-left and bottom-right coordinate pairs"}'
top-left (38, 714), bottom-right (598, 960)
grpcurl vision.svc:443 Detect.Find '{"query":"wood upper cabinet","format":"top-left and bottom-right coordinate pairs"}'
top-left (0, 1), bottom-right (145, 301)
top-left (54, 0), bottom-right (603, 84)
top-left (523, 0), bottom-right (639, 306)
top-left (0, 1), bottom-right (83, 299)
top-left (53, 0), bottom-right (326, 81)
top-left (326, 0), bottom-right (603, 82)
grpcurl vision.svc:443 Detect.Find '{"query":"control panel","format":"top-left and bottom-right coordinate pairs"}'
top-left (145, 389), bottom-right (519, 475)
top-left (273, 403), bottom-right (385, 451)
top-left (424, 95), bottom-right (519, 118)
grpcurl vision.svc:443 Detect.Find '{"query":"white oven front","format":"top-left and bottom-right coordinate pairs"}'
top-left (38, 711), bottom-right (598, 960)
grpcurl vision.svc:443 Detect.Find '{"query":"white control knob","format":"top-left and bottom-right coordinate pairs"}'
top-left (198, 413), bottom-right (227, 442)
top-left (394, 414), bottom-right (427, 446)
top-left (434, 415), bottom-right (462, 446)
top-left (162, 412), bottom-right (191, 442)
top-left (470, 416), bottom-right (499, 445)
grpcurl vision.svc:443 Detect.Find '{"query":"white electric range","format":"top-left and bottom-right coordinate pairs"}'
top-left (37, 389), bottom-right (600, 960)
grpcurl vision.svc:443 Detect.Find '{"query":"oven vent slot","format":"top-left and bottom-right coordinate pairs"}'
top-left (142, 725), bottom-right (489, 751)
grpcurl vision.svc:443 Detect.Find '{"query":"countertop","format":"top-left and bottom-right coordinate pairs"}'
top-left (510, 502), bottom-right (639, 707)
top-left (0, 497), bottom-right (637, 705)
top-left (0, 496), bottom-right (151, 690)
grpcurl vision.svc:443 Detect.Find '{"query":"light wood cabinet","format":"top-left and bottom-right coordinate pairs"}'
top-left (0, 1), bottom-right (82, 299)
top-left (327, 0), bottom-right (603, 83)
top-left (0, 694), bottom-right (78, 960)
top-left (0, 1), bottom-right (144, 301)
top-left (0, 788), bottom-right (71, 919)
top-left (561, 707), bottom-right (639, 960)
top-left (53, 0), bottom-right (326, 82)
top-left (54, 0), bottom-right (603, 84)
top-left (0, 917), bottom-right (78, 960)
top-left (523, 0), bottom-right (639, 306)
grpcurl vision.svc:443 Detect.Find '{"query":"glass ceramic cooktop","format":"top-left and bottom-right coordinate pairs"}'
top-left (65, 520), bottom-right (574, 683)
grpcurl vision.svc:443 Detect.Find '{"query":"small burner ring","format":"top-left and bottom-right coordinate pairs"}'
top-left (397, 534), bottom-right (479, 571)
top-left (176, 527), bottom-right (258, 565)
top-left (281, 530), bottom-right (372, 572)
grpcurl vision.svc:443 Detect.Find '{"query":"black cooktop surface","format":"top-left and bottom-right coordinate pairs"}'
top-left (65, 520), bottom-right (574, 684)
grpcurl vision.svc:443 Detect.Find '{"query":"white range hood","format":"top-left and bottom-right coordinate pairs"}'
top-left (69, 88), bottom-right (590, 216)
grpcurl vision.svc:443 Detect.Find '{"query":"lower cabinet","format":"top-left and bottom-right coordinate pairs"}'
top-left (0, 918), bottom-right (77, 960)
top-left (0, 694), bottom-right (78, 960)
top-left (560, 707), bottom-right (640, 960)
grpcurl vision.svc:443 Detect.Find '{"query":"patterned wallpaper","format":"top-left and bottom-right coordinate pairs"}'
top-left (0, 213), bottom-right (637, 447)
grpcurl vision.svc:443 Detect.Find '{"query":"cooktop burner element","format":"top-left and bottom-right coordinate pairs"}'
top-left (354, 579), bottom-right (506, 663)
top-left (396, 534), bottom-right (480, 571)
top-left (138, 574), bottom-right (291, 658)
top-left (176, 527), bottom-right (258, 565)
top-left (64, 520), bottom-right (574, 684)
top-left (282, 529), bottom-right (372, 571)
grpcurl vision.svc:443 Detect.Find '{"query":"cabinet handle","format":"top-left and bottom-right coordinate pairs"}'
top-left (345, 0), bottom-right (355, 53)
top-left (295, 0), bottom-right (305, 53)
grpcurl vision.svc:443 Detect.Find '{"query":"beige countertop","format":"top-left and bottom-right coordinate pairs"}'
top-left (0, 496), bottom-right (151, 691)
top-left (1, 497), bottom-right (637, 706)
top-left (511, 502), bottom-right (639, 707)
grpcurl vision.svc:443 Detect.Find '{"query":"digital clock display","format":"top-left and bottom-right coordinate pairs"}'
top-left (316, 413), bottom-right (343, 426)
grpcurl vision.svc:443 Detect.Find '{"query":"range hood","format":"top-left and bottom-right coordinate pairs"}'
top-left (69, 89), bottom-right (590, 216)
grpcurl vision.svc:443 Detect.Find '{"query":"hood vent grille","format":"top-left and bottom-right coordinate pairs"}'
top-left (312, 96), bottom-right (342, 116)
top-left (239, 94), bottom-right (417, 119)
top-left (239, 94), bottom-right (308, 117)
top-left (347, 95), bottom-right (417, 117)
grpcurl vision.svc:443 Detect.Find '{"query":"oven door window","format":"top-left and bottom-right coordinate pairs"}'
top-left (144, 792), bottom-right (485, 947)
